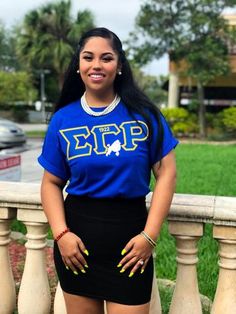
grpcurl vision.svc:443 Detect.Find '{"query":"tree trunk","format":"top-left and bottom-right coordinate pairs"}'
top-left (58, 72), bottom-right (65, 91)
top-left (197, 81), bottom-right (207, 139)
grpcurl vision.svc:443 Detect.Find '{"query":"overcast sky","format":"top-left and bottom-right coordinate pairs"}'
top-left (0, 0), bottom-right (168, 76)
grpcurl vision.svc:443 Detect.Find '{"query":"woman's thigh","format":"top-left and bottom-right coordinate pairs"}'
top-left (63, 292), bottom-right (105, 314)
top-left (106, 301), bottom-right (150, 314)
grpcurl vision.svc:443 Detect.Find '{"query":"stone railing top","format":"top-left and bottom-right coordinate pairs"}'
top-left (146, 192), bottom-right (236, 226)
top-left (0, 182), bottom-right (236, 226)
top-left (0, 181), bottom-right (41, 208)
top-left (214, 196), bottom-right (236, 226)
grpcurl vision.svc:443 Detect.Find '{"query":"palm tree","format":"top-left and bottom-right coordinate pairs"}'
top-left (16, 0), bottom-right (95, 89)
top-left (0, 22), bottom-right (20, 71)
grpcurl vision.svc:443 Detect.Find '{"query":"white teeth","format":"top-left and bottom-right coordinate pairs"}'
top-left (90, 74), bottom-right (103, 78)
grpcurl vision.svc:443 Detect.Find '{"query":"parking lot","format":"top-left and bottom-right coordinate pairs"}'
top-left (0, 123), bottom-right (46, 183)
top-left (0, 138), bottom-right (44, 183)
top-left (20, 138), bottom-right (44, 182)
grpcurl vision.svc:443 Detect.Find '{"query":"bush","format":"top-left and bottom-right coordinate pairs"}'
top-left (161, 107), bottom-right (198, 137)
top-left (206, 113), bottom-right (218, 129)
top-left (221, 107), bottom-right (236, 135)
top-left (0, 71), bottom-right (37, 105)
top-left (161, 107), bottom-right (188, 122)
top-left (204, 112), bottom-right (224, 139)
top-left (12, 106), bottom-right (29, 122)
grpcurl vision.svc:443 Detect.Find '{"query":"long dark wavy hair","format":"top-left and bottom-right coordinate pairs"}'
top-left (55, 27), bottom-right (164, 162)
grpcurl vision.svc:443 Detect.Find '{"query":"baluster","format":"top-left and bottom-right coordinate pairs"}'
top-left (211, 225), bottom-right (236, 314)
top-left (0, 207), bottom-right (16, 314)
top-left (168, 221), bottom-right (203, 314)
top-left (54, 283), bottom-right (67, 314)
top-left (149, 267), bottom-right (162, 314)
top-left (18, 222), bottom-right (51, 314)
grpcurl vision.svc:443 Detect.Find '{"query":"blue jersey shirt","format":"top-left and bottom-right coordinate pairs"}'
top-left (38, 100), bottom-right (178, 198)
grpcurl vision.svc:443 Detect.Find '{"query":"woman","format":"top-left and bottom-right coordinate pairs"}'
top-left (38, 27), bottom-right (178, 314)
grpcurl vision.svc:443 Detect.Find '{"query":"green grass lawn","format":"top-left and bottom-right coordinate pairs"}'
top-left (150, 143), bottom-right (236, 196)
top-left (175, 143), bottom-right (236, 196)
top-left (25, 130), bottom-right (46, 138)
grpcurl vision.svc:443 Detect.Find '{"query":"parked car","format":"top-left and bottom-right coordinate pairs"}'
top-left (0, 118), bottom-right (26, 148)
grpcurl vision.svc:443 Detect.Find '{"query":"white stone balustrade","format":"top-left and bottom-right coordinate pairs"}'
top-left (0, 206), bottom-right (16, 314)
top-left (0, 182), bottom-right (236, 314)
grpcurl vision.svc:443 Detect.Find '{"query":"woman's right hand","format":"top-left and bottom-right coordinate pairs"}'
top-left (57, 232), bottom-right (89, 274)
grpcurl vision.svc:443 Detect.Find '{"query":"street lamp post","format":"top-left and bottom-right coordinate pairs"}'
top-left (39, 69), bottom-right (50, 123)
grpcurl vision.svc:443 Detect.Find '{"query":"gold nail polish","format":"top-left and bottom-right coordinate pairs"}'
top-left (81, 269), bottom-right (86, 274)
top-left (73, 271), bottom-right (78, 275)
top-left (129, 272), bottom-right (134, 278)
top-left (84, 249), bottom-right (89, 256)
top-left (65, 266), bottom-right (69, 270)
top-left (141, 269), bottom-right (144, 274)
top-left (120, 268), bottom-right (125, 273)
top-left (121, 249), bottom-right (126, 256)
top-left (84, 264), bottom-right (89, 268)
top-left (117, 263), bottom-right (122, 268)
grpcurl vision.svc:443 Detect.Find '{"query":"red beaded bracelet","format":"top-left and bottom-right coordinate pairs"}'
top-left (55, 228), bottom-right (70, 242)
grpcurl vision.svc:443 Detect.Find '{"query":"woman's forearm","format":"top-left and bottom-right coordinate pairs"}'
top-left (144, 151), bottom-right (177, 241)
top-left (41, 173), bottom-right (67, 238)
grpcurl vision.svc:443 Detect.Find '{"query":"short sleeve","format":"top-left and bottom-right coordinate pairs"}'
top-left (150, 113), bottom-right (179, 165)
top-left (38, 116), bottom-right (70, 180)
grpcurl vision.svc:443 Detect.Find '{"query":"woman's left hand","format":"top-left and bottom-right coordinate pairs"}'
top-left (117, 234), bottom-right (154, 277)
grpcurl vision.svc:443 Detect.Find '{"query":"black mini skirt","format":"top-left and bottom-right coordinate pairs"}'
top-left (54, 194), bottom-right (153, 305)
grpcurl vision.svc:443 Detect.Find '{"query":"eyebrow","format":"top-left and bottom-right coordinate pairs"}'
top-left (81, 51), bottom-right (114, 56)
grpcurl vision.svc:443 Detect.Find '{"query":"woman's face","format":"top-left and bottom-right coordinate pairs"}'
top-left (79, 37), bottom-right (120, 96)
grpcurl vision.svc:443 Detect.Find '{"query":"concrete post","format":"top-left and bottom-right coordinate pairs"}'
top-left (211, 226), bottom-right (236, 314)
top-left (18, 222), bottom-right (51, 314)
top-left (168, 221), bottom-right (203, 314)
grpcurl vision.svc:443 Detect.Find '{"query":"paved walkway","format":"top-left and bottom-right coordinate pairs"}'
top-left (16, 123), bottom-right (48, 131)
top-left (20, 139), bottom-right (44, 183)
